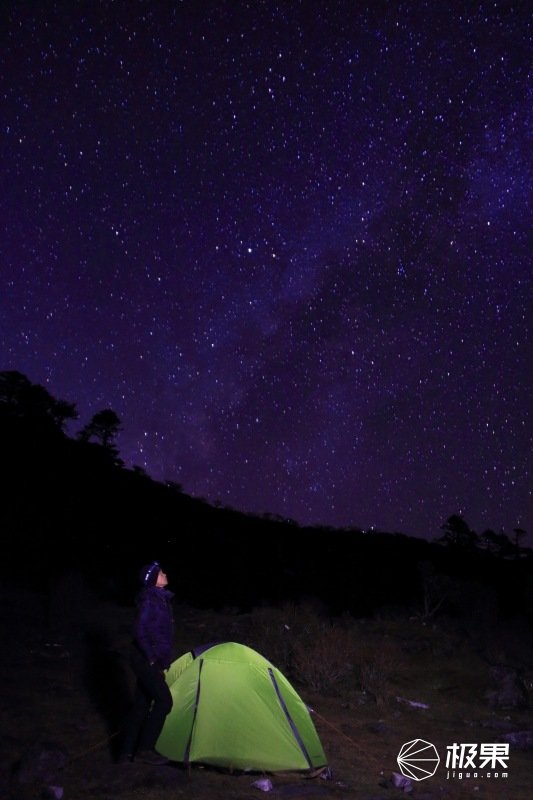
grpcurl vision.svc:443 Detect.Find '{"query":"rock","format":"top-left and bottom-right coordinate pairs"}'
top-left (391, 771), bottom-right (413, 792)
top-left (252, 777), bottom-right (273, 791)
top-left (42, 786), bottom-right (64, 799)
top-left (14, 743), bottom-right (68, 786)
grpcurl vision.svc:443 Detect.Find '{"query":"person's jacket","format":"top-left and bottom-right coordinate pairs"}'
top-left (133, 586), bottom-right (175, 669)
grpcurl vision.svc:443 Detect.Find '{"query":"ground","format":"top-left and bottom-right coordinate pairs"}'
top-left (1, 581), bottom-right (531, 800)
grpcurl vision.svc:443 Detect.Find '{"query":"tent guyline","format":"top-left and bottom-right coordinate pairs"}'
top-left (310, 708), bottom-right (384, 770)
top-left (66, 643), bottom-right (385, 779)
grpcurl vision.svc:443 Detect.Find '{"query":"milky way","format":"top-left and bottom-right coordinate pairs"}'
top-left (1, 1), bottom-right (531, 540)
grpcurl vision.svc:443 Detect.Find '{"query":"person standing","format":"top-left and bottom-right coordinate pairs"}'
top-left (118, 561), bottom-right (175, 765)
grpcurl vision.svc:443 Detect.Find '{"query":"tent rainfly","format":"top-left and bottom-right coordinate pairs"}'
top-left (156, 641), bottom-right (328, 773)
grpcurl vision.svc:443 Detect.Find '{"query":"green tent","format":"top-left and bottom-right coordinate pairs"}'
top-left (156, 641), bottom-right (328, 772)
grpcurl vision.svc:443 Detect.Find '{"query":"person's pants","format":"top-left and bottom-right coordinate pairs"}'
top-left (119, 645), bottom-right (173, 757)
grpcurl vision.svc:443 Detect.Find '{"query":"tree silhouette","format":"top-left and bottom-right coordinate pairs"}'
top-left (512, 527), bottom-right (527, 558)
top-left (0, 370), bottom-right (77, 430)
top-left (0, 370), bottom-right (30, 408)
top-left (479, 528), bottom-right (513, 558)
top-left (417, 560), bottom-right (449, 619)
top-left (49, 399), bottom-right (78, 430)
top-left (78, 409), bottom-right (122, 448)
top-left (437, 514), bottom-right (479, 549)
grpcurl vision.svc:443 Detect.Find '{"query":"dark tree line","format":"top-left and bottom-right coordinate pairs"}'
top-left (437, 513), bottom-right (527, 560)
top-left (1, 370), bottom-right (531, 621)
top-left (0, 370), bottom-right (121, 451)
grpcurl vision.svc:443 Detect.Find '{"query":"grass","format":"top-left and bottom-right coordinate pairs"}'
top-left (1, 584), bottom-right (531, 799)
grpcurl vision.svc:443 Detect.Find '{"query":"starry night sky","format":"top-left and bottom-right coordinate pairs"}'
top-left (1, 1), bottom-right (531, 541)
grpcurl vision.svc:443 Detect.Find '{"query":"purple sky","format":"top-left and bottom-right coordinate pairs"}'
top-left (1, 1), bottom-right (531, 541)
